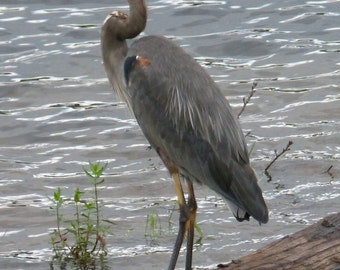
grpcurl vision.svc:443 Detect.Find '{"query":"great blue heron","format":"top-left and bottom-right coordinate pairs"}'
top-left (101, 1), bottom-right (268, 269)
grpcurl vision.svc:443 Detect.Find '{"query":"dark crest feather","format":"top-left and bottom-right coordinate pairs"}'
top-left (124, 55), bottom-right (138, 83)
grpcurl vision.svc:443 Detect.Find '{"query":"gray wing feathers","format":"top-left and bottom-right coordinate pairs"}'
top-left (128, 36), bottom-right (248, 162)
top-left (127, 36), bottom-right (268, 224)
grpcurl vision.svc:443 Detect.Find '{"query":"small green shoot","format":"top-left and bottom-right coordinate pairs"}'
top-left (194, 223), bottom-right (204, 245)
top-left (144, 207), bottom-right (204, 245)
top-left (145, 210), bottom-right (162, 244)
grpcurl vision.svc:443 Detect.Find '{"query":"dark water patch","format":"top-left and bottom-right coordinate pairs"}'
top-left (16, 76), bottom-right (68, 83)
top-left (59, 23), bottom-right (98, 29)
top-left (63, 29), bottom-right (100, 40)
top-left (197, 39), bottom-right (273, 57)
top-left (0, 44), bottom-right (36, 54)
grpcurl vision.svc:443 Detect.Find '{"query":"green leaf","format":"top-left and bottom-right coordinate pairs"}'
top-left (85, 201), bottom-right (95, 210)
top-left (74, 188), bottom-right (84, 203)
top-left (194, 223), bottom-right (204, 244)
top-left (54, 187), bottom-right (61, 202)
top-left (96, 178), bottom-right (105, 185)
top-left (102, 219), bottom-right (117, 225)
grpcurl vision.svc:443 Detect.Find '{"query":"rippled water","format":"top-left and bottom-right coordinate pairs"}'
top-left (0, 0), bottom-right (339, 269)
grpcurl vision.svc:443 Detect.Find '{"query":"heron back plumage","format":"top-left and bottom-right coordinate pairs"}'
top-left (124, 36), bottom-right (268, 224)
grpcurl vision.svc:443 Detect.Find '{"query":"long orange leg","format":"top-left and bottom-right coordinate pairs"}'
top-left (168, 171), bottom-right (190, 270)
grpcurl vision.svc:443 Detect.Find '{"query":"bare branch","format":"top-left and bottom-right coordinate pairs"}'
top-left (325, 165), bottom-right (334, 182)
top-left (237, 81), bottom-right (257, 119)
top-left (265, 140), bottom-right (293, 182)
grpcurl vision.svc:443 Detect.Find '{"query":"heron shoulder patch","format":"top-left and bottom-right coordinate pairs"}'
top-left (124, 55), bottom-right (151, 84)
top-left (136, 55), bottom-right (151, 67)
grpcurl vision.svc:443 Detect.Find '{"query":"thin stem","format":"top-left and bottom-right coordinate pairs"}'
top-left (238, 81), bottom-right (257, 119)
top-left (91, 178), bottom-right (100, 253)
top-left (265, 140), bottom-right (293, 182)
top-left (54, 188), bottom-right (70, 251)
top-left (325, 165), bottom-right (334, 182)
top-left (75, 201), bottom-right (80, 244)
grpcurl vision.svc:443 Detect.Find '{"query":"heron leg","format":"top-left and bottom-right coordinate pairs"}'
top-left (185, 180), bottom-right (197, 270)
top-left (168, 171), bottom-right (190, 270)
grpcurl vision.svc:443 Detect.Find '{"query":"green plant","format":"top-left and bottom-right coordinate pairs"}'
top-left (145, 201), bottom-right (204, 245)
top-left (145, 210), bottom-right (162, 244)
top-left (50, 162), bottom-right (111, 269)
top-left (194, 223), bottom-right (204, 245)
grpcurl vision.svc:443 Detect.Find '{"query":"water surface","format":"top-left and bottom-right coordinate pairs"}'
top-left (0, 0), bottom-right (339, 269)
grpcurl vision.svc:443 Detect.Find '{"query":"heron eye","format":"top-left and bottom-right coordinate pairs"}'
top-left (124, 55), bottom-right (138, 84)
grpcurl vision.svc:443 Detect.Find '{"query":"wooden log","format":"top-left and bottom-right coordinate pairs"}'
top-left (216, 212), bottom-right (340, 270)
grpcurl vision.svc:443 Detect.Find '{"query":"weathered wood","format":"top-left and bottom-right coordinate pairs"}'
top-left (216, 212), bottom-right (340, 270)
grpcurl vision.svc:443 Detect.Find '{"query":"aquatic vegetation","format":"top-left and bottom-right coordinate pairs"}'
top-left (145, 210), bottom-right (162, 244)
top-left (50, 162), bottom-right (112, 270)
top-left (145, 203), bottom-right (204, 246)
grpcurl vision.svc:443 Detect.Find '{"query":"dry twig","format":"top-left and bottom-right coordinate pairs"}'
top-left (237, 81), bottom-right (257, 119)
top-left (265, 140), bottom-right (293, 182)
top-left (325, 165), bottom-right (335, 182)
